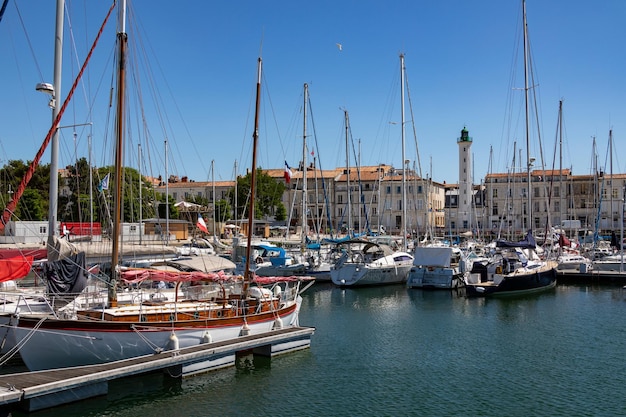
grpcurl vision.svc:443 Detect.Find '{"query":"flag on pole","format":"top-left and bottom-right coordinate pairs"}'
top-left (97, 173), bottom-right (110, 192)
top-left (284, 161), bottom-right (293, 183)
top-left (196, 213), bottom-right (208, 233)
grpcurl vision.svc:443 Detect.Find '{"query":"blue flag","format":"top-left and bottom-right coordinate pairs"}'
top-left (98, 173), bottom-right (110, 192)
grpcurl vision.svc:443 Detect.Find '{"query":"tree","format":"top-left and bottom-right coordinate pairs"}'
top-left (0, 159), bottom-right (51, 221)
top-left (18, 189), bottom-right (47, 221)
top-left (275, 201), bottom-right (287, 222)
top-left (154, 191), bottom-right (179, 220)
top-left (187, 194), bottom-right (209, 208)
top-left (215, 199), bottom-right (231, 222)
top-left (228, 168), bottom-right (286, 219)
top-left (62, 163), bottom-right (163, 224)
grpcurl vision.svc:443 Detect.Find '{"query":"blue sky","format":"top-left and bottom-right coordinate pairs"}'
top-left (1, 0), bottom-right (625, 188)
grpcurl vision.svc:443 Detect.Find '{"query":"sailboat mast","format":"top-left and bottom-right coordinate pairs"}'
top-left (301, 84), bottom-right (308, 251)
top-left (522, 0), bottom-right (532, 231)
top-left (345, 110), bottom-right (351, 236)
top-left (212, 159), bottom-right (217, 239)
top-left (243, 58), bottom-right (262, 287)
top-left (400, 53), bottom-right (407, 250)
top-left (138, 143), bottom-right (142, 244)
top-left (110, 0), bottom-right (127, 308)
top-left (558, 100), bottom-right (563, 229)
top-left (47, 0), bottom-right (64, 242)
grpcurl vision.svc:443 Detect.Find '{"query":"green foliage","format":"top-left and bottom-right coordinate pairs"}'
top-left (274, 201), bottom-right (287, 222)
top-left (214, 199), bottom-right (231, 222)
top-left (187, 194), bottom-right (209, 207)
top-left (0, 159), bottom-right (51, 221)
top-left (228, 168), bottom-right (286, 219)
top-left (154, 191), bottom-right (179, 220)
top-left (18, 189), bottom-right (47, 220)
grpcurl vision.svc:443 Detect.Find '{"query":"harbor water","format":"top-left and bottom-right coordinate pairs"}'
top-left (7, 283), bottom-right (626, 416)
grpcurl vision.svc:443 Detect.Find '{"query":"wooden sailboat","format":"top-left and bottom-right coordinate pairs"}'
top-left (10, 3), bottom-right (313, 372)
top-left (464, 0), bottom-right (557, 297)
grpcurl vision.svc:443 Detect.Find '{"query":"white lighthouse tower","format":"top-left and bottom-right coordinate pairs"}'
top-left (457, 127), bottom-right (473, 232)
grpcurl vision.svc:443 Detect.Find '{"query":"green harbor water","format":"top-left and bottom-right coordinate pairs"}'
top-left (8, 283), bottom-right (626, 416)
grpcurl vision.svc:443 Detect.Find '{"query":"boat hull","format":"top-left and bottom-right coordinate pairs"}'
top-left (465, 267), bottom-right (557, 297)
top-left (331, 263), bottom-right (412, 287)
top-left (11, 301), bottom-right (300, 371)
top-left (407, 267), bottom-right (463, 289)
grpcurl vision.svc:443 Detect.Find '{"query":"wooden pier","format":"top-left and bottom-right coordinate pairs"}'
top-left (0, 326), bottom-right (314, 412)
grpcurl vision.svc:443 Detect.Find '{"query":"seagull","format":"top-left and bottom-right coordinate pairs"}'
top-left (336, 43), bottom-right (342, 51)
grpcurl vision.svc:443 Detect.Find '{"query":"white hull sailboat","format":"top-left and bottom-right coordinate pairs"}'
top-left (10, 6), bottom-right (313, 372)
top-left (330, 239), bottom-right (413, 287)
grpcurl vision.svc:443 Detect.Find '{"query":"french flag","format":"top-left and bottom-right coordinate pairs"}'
top-left (284, 161), bottom-right (293, 183)
top-left (196, 213), bottom-right (208, 233)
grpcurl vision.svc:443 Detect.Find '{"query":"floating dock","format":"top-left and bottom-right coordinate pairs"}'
top-left (557, 269), bottom-right (626, 285)
top-left (0, 326), bottom-right (314, 412)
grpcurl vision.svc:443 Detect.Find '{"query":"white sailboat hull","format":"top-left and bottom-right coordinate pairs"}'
top-left (11, 298), bottom-right (301, 371)
top-left (331, 262), bottom-right (412, 286)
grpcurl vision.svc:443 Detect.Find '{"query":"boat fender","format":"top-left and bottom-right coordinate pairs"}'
top-left (273, 285), bottom-right (282, 297)
top-left (168, 332), bottom-right (180, 352)
top-left (202, 331), bottom-right (212, 344)
top-left (273, 317), bottom-right (283, 329)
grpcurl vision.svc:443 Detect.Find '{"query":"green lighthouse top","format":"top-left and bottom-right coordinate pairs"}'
top-left (457, 126), bottom-right (472, 143)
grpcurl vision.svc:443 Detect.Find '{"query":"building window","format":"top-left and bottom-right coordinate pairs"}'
top-left (492, 203), bottom-right (498, 216)
top-left (338, 195), bottom-right (343, 204)
top-left (397, 200), bottom-right (402, 210)
top-left (386, 186), bottom-right (391, 194)
top-left (417, 185), bottom-right (423, 194)
top-left (492, 189), bottom-right (498, 198)
top-left (396, 186), bottom-right (401, 194)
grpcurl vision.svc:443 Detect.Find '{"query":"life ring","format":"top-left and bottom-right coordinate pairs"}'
top-left (255, 256), bottom-right (264, 264)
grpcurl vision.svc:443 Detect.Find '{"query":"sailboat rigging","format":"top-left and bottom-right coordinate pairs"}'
top-left (9, 4), bottom-right (312, 372)
top-left (464, 0), bottom-right (557, 297)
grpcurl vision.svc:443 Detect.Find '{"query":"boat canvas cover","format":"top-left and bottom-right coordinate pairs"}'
top-left (0, 255), bottom-right (34, 282)
top-left (412, 246), bottom-right (453, 268)
top-left (43, 252), bottom-right (88, 294)
top-left (496, 231), bottom-right (536, 249)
